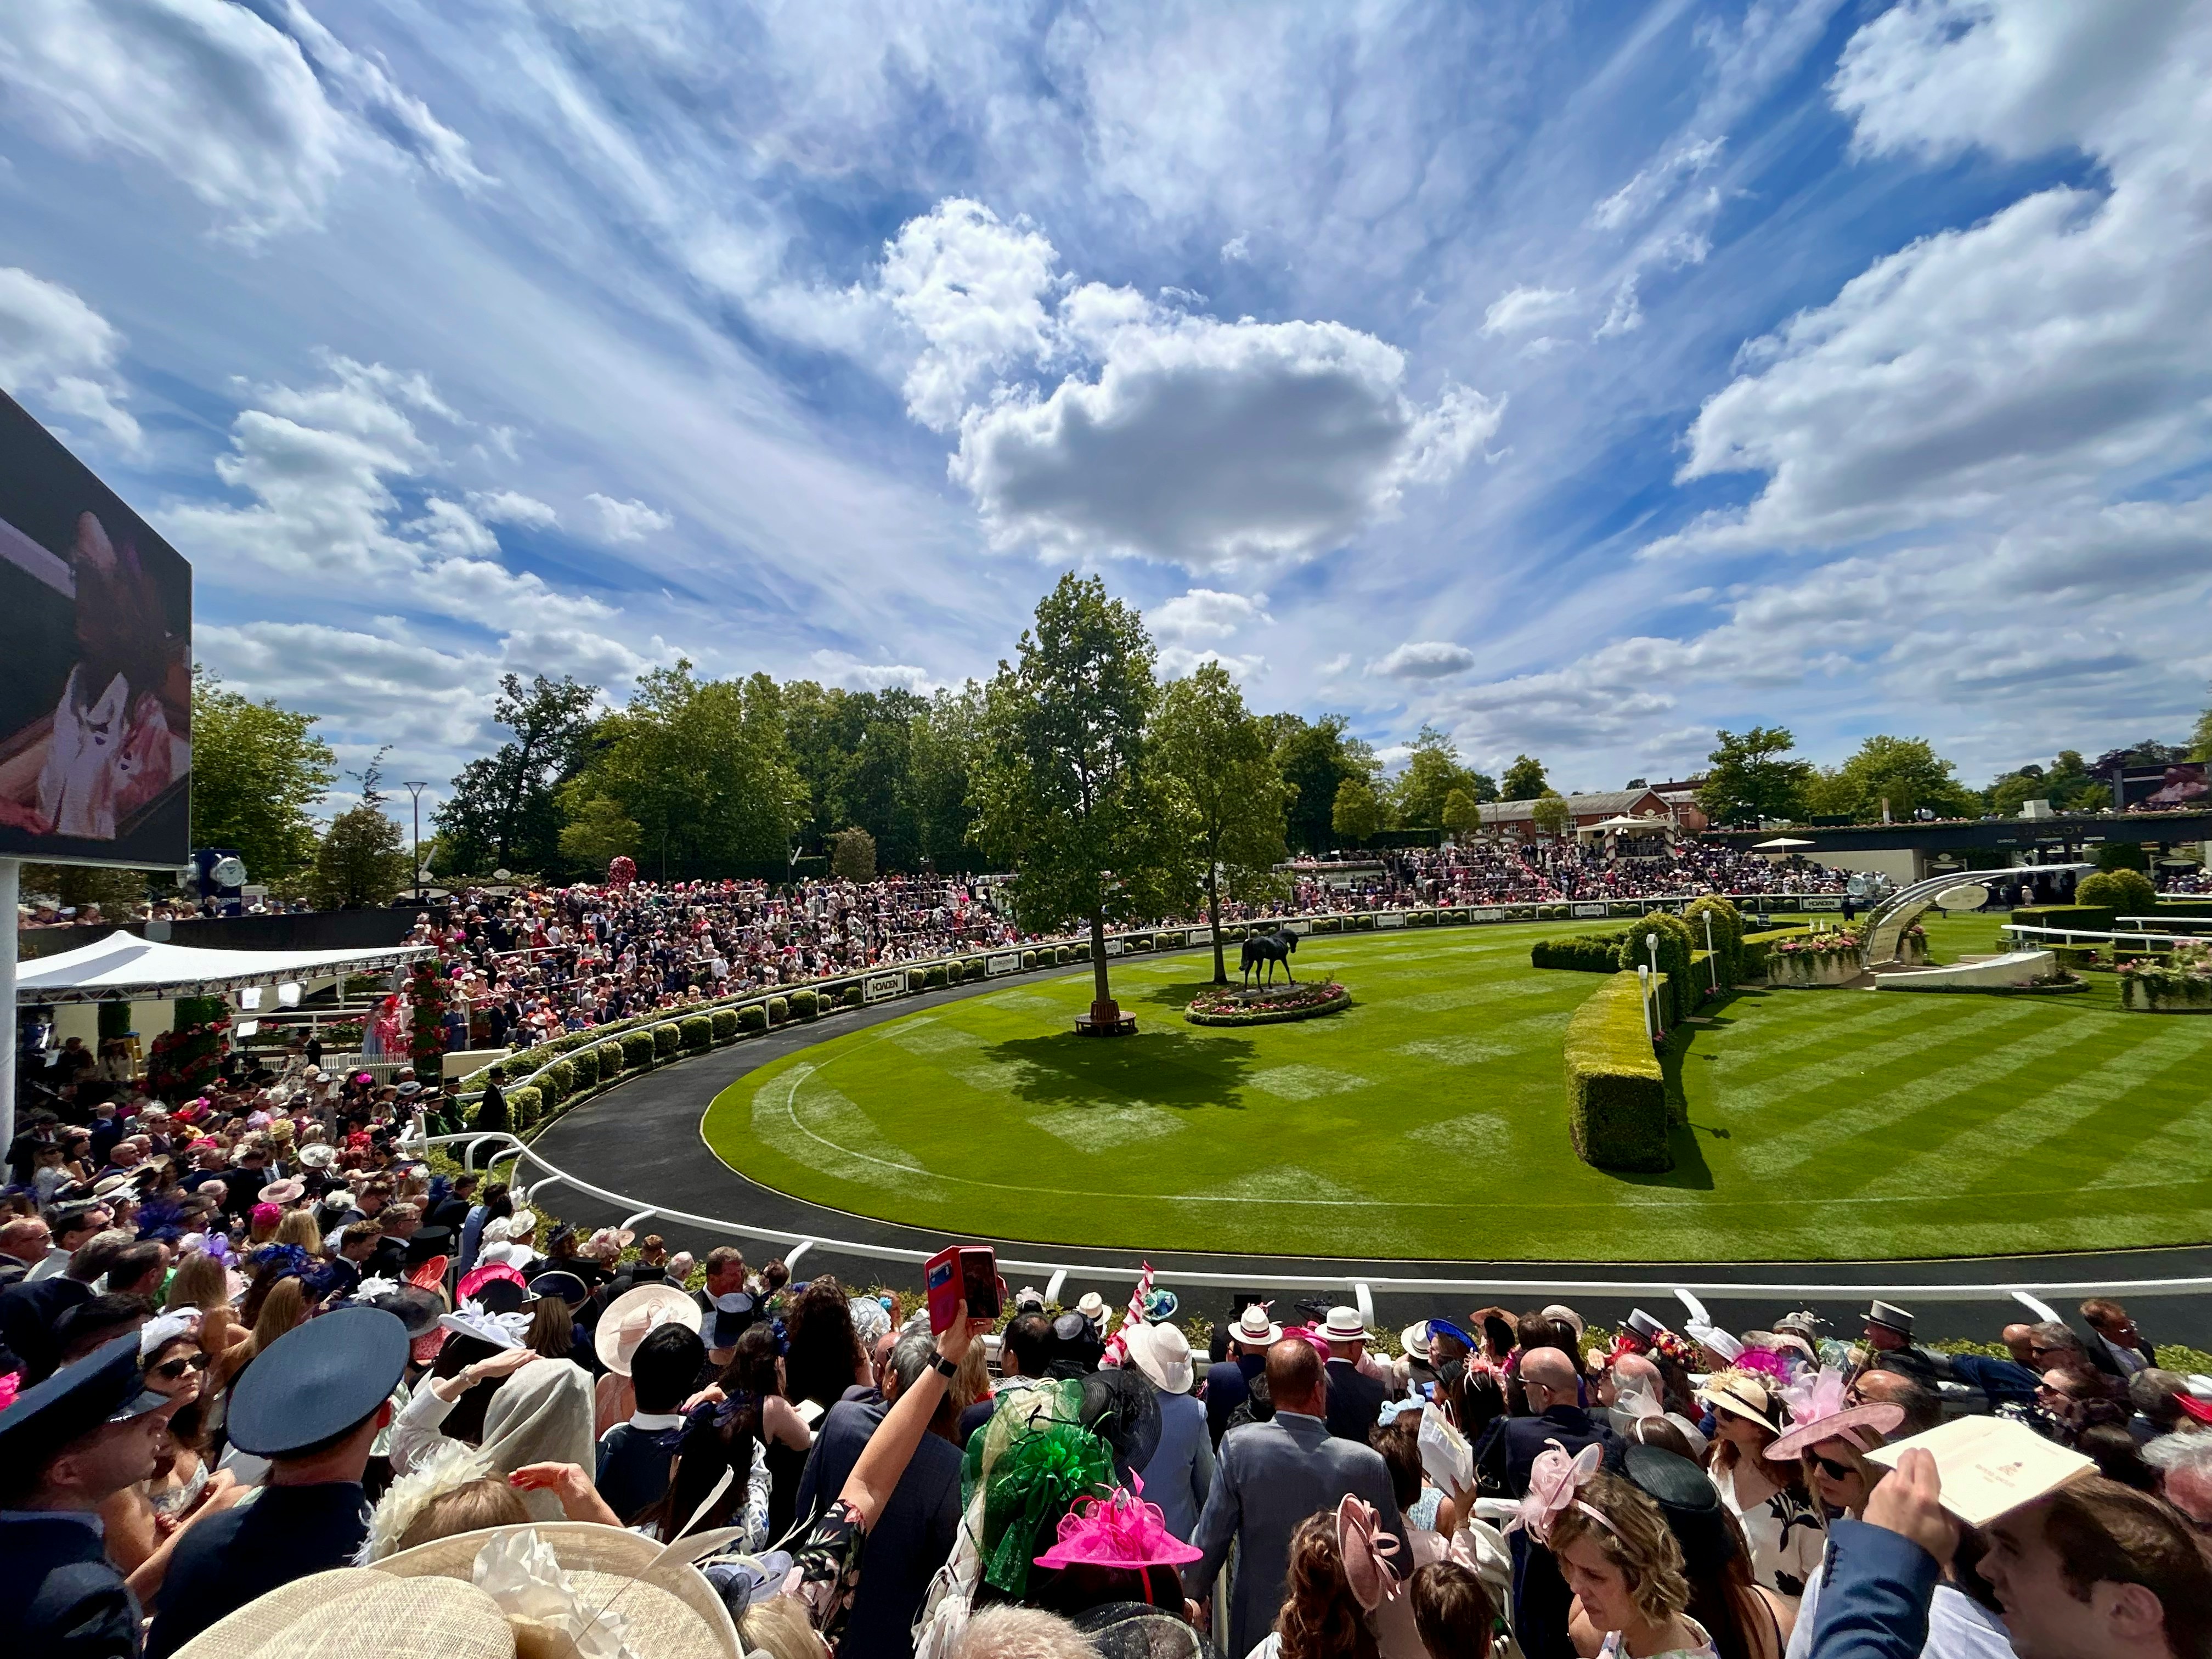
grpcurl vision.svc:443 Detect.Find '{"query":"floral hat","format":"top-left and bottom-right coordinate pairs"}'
top-left (1765, 1366), bottom-right (1904, 1462)
top-left (437, 1298), bottom-right (530, 1351)
top-left (1032, 1479), bottom-right (1202, 1572)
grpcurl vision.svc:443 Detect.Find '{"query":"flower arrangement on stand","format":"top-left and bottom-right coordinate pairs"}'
top-left (149, 995), bottom-right (229, 1098)
top-left (1185, 980), bottom-right (1351, 1026)
top-left (408, 958), bottom-right (449, 1079)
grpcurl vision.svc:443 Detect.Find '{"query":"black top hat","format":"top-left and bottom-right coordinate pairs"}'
top-left (404, 1227), bottom-right (453, 1266)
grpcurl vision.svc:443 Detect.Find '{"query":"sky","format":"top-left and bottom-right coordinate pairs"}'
top-left (0, 0), bottom-right (2205, 815)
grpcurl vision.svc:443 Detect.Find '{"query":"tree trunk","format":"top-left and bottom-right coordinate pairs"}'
top-left (1088, 908), bottom-right (1117, 1025)
top-left (1207, 866), bottom-right (1226, 984)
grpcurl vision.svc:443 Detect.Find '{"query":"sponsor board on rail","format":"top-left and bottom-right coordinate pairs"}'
top-left (987, 952), bottom-right (1019, 976)
top-left (1377, 911), bottom-right (1405, 928)
top-left (865, 973), bottom-right (905, 1002)
top-left (1572, 902), bottom-right (1609, 918)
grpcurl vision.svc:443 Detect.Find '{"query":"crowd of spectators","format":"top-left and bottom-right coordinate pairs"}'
top-left (1290, 840), bottom-right (1857, 912)
top-left (5, 1086), bottom-right (2210, 1659)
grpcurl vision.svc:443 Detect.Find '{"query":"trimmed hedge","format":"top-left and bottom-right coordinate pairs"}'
top-left (506, 1084), bottom-right (543, 1130)
top-left (1565, 972), bottom-right (1671, 1172)
top-left (1022, 950), bottom-right (1037, 969)
top-left (791, 989), bottom-right (820, 1021)
top-left (2077, 868), bottom-right (2157, 913)
top-left (1682, 895), bottom-right (1745, 986)
top-left (592, 1041), bottom-right (624, 1081)
top-left (652, 1023), bottom-right (680, 1060)
top-left (1616, 912), bottom-right (1697, 1023)
top-left (620, 1029), bottom-right (656, 1071)
top-left (1532, 932), bottom-right (1626, 972)
top-left (539, 1058), bottom-right (574, 1104)
top-left (766, 996), bottom-right (790, 1025)
top-left (738, 1004), bottom-right (768, 1034)
top-left (679, 1015), bottom-right (713, 1049)
top-left (839, 984), bottom-right (863, 1008)
top-left (963, 957), bottom-right (987, 982)
top-left (710, 1008), bottom-right (739, 1043)
top-left (2013, 904), bottom-right (2117, 934)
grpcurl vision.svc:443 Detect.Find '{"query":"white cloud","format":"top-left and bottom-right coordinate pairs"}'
top-left (805, 648), bottom-right (937, 693)
top-left (1481, 286), bottom-right (1577, 336)
top-left (1220, 235), bottom-right (1250, 263)
top-left (1595, 279), bottom-right (1643, 339)
top-left (1149, 587), bottom-right (1270, 641)
top-left (880, 199), bottom-right (1063, 432)
top-left (1368, 640), bottom-right (1477, 680)
top-left (1158, 646), bottom-right (1263, 680)
top-left (1590, 138), bottom-right (1724, 231)
top-left (586, 493), bottom-right (674, 543)
top-left (0, 264), bottom-right (138, 445)
top-left (469, 489), bottom-right (560, 529)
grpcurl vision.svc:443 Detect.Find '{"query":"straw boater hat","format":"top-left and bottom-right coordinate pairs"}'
top-left (595, 1283), bottom-right (701, 1378)
top-left (1696, 1369), bottom-right (1785, 1436)
top-left (1228, 1304), bottom-right (1282, 1348)
top-left (168, 1525), bottom-right (741, 1659)
top-left (1121, 1321), bottom-right (1195, 1395)
top-left (1400, 1323), bottom-right (1434, 1363)
top-left (1319, 1307), bottom-right (1377, 1346)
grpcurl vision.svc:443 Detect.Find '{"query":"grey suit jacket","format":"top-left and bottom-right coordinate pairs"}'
top-left (1186, 1409), bottom-right (1407, 1659)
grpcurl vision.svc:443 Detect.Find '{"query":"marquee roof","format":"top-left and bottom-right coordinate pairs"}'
top-left (16, 930), bottom-right (430, 1005)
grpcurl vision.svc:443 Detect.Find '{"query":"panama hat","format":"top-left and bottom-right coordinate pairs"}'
top-left (594, 1283), bottom-right (701, 1378)
top-left (1319, 1306), bottom-right (1377, 1345)
top-left (296, 1144), bottom-right (337, 1170)
top-left (1400, 1322), bottom-right (1434, 1363)
top-left (1075, 1291), bottom-right (1110, 1328)
top-left (257, 1178), bottom-right (306, 1206)
top-left (1122, 1321), bottom-right (1195, 1395)
top-left (1696, 1370), bottom-right (1785, 1436)
top-left (1228, 1303), bottom-right (1282, 1347)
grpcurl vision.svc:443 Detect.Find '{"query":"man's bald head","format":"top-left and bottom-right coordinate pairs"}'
top-left (1853, 1367), bottom-right (1941, 1435)
top-left (1612, 1352), bottom-right (1661, 1391)
top-left (1522, 1346), bottom-right (1578, 1397)
top-left (1266, 1338), bottom-right (1325, 1416)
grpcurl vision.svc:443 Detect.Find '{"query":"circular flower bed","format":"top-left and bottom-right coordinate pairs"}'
top-left (1185, 980), bottom-right (1351, 1026)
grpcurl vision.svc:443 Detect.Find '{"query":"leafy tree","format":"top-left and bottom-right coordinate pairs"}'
top-left (2193, 689), bottom-right (2212, 762)
top-left (307, 804), bottom-right (410, 908)
top-left (556, 793), bottom-right (640, 873)
top-left (910, 682), bottom-right (985, 872)
top-left (23, 863), bottom-right (149, 920)
top-left (782, 684), bottom-right (928, 869)
top-left (1330, 776), bottom-right (1383, 847)
top-left (1269, 713), bottom-right (1376, 854)
top-left (1152, 662), bottom-right (1291, 983)
top-left (188, 667), bottom-right (337, 882)
top-left (1531, 789), bottom-right (1571, 839)
top-left (1390, 725), bottom-right (1481, 828)
top-left (1808, 735), bottom-right (1979, 822)
top-left (969, 574), bottom-right (1185, 1024)
top-left (1695, 727), bottom-right (1813, 825)
top-left (433, 674), bottom-right (599, 876)
top-left (828, 827), bottom-right (878, 882)
top-left (1441, 788), bottom-right (1482, 843)
top-left (1500, 754), bottom-right (1548, 801)
top-left (562, 662), bottom-right (806, 878)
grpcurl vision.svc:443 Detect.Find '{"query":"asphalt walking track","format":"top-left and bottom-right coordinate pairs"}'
top-left (526, 966), bottom-right (2212, 1349)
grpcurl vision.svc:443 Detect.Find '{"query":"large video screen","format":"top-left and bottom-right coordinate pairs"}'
top-left (0, 389), bottom-right (190, 869)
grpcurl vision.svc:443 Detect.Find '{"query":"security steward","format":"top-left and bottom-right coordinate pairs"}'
top-left (0, 1335), bottom-right (174, 1658)
top-left (144, 1306), bottom-right (408, 1658)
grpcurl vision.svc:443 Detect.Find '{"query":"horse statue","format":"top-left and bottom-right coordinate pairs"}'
top-left (1240, 925), bottom-right (1299, 988)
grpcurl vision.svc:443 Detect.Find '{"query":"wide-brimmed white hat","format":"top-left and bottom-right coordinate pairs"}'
top-left (170, 1524), bottom-right (739, 1659)
top-left (1319, 1306), bottom-right (1376, 1345)
top-left (1696, 1369), bottom-right (1785, 1435)
top-left (1228, 1304), bottom-right (1282, 1347)
top-left (594, 1283), bottom-right (701, 1377)
top-left (1123, 1322), bottom-right (1195, 1395)
top-left (1400, 1323), bottom-right (1433, 1363)
top-left (1075, 1292), bottom-right (1109, 1327)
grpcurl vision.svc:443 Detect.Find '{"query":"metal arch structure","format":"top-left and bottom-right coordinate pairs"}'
top-left (406, 1130), bottom-right (2212, 1310)
top-left (1859, 862), bottom-right (2093, 967)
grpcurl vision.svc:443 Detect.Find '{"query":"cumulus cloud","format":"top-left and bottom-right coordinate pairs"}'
top-left (1158, 646), bottom-right (1263, 680)
top-left (805, 648), bottom-right (937, 693)
top-left (0, 0), bottom-right (478, 240)
top-left (1149, 587), bottom-right (1271, 641)
top-left (1481, 286), bottom-right (1577, 336)
top-left (586, 493), bottom-right (674, 543)
top-left (469, 489), bottom-right (560, 528)
top-left (881, 199), bottom-right (1062, 432)
top-left (1220, 234), bottom-right (1251, 262)
top-left (0, 264), bottom-right (138, 445)
top-left (1368, 640), bottom-right (1477, 680)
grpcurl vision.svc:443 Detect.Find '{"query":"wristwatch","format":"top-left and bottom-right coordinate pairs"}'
top-left (931, 1352), bottom-right (960, 1378)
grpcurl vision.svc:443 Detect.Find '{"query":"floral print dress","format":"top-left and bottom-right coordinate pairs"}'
top-left (1713, 1459), bottom-right (1824, 1602)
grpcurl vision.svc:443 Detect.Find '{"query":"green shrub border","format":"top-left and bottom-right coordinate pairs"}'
top-left (1564, 972), bottom-right (1671, 1172)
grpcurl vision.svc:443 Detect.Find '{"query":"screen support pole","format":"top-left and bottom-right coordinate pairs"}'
top-left (0, 857), bottom-right (17, 1156)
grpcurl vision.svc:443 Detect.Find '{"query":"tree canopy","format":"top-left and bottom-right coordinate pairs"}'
top-left (1499, 754), bottom-right (1548, 802)
top-left (433, 674), bottom-right (599, 877)
top-left (188, 667), bottom-right (337, 882)
top-left (1268, 713), bottom-right (1376, 854)
top-left (1696, 726), bottom-right (1814, 826)
top-left (1152, 661), bottom-right (1290, 982)
top-left (1390, 725), bottom-right (1487, 828)
top-left (307, 803), bottom-right (409, 909)
top-left (1804, 735), bottom-right (1979, 822)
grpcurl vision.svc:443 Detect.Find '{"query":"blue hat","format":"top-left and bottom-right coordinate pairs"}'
top-left (0, 1335), bottom-right (167, 1479)
top-left (527, 1270), bottom-right (590, 1307)
top-left (227, 1307), bottom-right (408, 1457)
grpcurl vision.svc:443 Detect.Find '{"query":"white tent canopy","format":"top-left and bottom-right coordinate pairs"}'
top-left (1585, 815), bottom-right (1671, 832)
top-left (18, 930), bottom-right (430, 1005)
top-left (1753, 836), bottom-right (1815, 850)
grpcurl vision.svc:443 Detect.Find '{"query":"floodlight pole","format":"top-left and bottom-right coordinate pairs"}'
top-left (0, 857), bottom-right (15, 1154)
top-left (403, 782), bottom-right (430, 900)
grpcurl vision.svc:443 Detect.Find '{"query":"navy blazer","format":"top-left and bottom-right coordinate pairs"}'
top-left (1475, 1406), bottom-right (1626, 1659)
top-left (146, 1482), bottom-right (369, 1659)
top-left (0, 1512), bottom-right (139, 1659)
top-left (794, 1397), bottom-right (961, 1659)
top-left (1323, 1359), bottom-right (1388, 1444)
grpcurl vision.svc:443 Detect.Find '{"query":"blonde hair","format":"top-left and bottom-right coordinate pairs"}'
top-left (164, 1251), bottom-right (230, 1312)
top-left (738, 1595), bottom-right (828, 1659)
top-left (250, 1277), bottom-right (310, 1353)
top-left (274, 1209), bottom-right (322, 1251)
top-left (952, 1338), bottom-right (991, 1415)
top-left (948, 1605), bottom-right (1099, 1659)
top-left (1547, 1472), bottom-right (1690, 1627)
top-left (393, 1477), bottom-right (531, 1554)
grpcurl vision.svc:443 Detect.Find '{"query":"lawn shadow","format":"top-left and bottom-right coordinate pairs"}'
top-left (980, 1024), bottom-right (1261, 1111)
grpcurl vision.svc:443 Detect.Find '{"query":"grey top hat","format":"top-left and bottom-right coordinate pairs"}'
top-left (1863, 1299), bottom-right (1914, 1336)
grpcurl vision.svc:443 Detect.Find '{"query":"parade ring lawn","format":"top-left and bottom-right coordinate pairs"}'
top-left (699, 915), bottom-right (2212, 1262)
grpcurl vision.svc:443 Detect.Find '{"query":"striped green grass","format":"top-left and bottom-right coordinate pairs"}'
top-left (698, 916), bottom-right (2212, 1261)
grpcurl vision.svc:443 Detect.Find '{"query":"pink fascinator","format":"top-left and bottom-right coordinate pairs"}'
top-left (1336, 1494), bottom-right (1402, 1612)
top-left (1502, 1438), bottom-right (1610, 1546)
top-left (250, 1203), bottom-right (281, 1229)
top-left (1033, 1477), bottom-right (1203, 1573)
top-left (1765, 1366), bottom-right (1904, 1462)
top-left (456, 1262), bottom-right (526, 1302)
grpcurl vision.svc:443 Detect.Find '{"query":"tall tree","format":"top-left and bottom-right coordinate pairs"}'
top-left (1269, 713), bottom-right (1376, 854)
top-left (910, 682), bottom-right (984, 871)
top-left (1390, 725), bottom-right (1480, 828)
top-left (1804, 735), bottom-right (1978, 822)
top-left (1696, 727), bottom-right (1814, 826)
top-left (1441, 788), bottom-right (1482, 843)
top-left (1331, 776), bottom-right (1382, 847)
top-left (1531, 789), bottom-right (1571, 839)
top-left (433, 674), bottom-right (600, 875)
top-left (2193, 686), bottom-right (2212, 762)
top-left (187, 667), bottom-right (337, 882)
top-left (1152, 662), bottom-right (1291, 983)
top-left (307, 804), bottom-right (409, 909)
top-left (1499, 754), bottom-right (1548, 801)
top-left (970, 574), bottom-right (1181, 1026)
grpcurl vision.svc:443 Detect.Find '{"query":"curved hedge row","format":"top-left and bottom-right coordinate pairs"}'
top-left (1565, 972), bottom-right (1671, 1172)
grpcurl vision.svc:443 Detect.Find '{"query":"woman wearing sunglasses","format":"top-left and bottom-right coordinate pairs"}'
top-left (95, 1313), bottom-right (245, 1604)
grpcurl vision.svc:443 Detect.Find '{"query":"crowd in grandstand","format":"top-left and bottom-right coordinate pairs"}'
top-left (1290, 840), bottom-right (1859, 912)
top-left (5, 1073), bottom-right (2210, 1658)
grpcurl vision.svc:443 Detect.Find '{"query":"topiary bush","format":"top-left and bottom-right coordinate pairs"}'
top-left (1682, 896), bottom-right (1745, 987)
top-left (506, 1085), bottom-right (543, 1130)
top-left (1616, 912), bottom-right (1698, 1023)
top-left (1564, 974), bottom-right (1671, 1172)
top-left (840, 984), bottom-right (863, 1008)
top-left (1022, 951), bottom-right (1036, 969)
top-left (592, 1041), bottom-right (624, 1081)
top-left (652, 1023), bottom-right (681, 1059)
top-left (790, 989), bottom-right (820, 1022)
top-left (679, 1014), bottom-right (712, 1049)
top-left (710, 1008), bottom-right (739, 1043)
top-left (766, 996), bottom-right (790, 1025)
top-left (963, 958), bottom-right (987, 982)
top-left (923, 965), bottom-right (947, 989)
top-left (738, 1004), bottom-right (768, 1034)
top-left (620, 1029), bottom-right (656, 1071)
top-left (2076, 867), bottom-right (2157, 916)
top-left (1532, 932), bottom-right (1626, 972)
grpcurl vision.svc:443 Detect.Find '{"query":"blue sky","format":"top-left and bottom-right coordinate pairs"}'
top-left (0, 0), bottom-right (2205, 813)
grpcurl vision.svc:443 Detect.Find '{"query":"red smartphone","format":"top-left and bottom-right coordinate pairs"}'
top-left (926, 1244), bottom-right (1002, 1333)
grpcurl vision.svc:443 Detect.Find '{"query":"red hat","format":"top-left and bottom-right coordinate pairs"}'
top-left (2175, 1391), bottom-right (2212, 1425)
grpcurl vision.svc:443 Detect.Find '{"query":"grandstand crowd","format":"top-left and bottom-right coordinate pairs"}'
top-left (4, 1072), bottom-right (2210, 1659)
